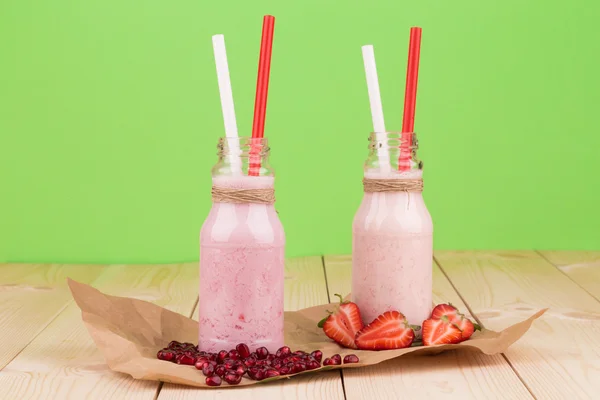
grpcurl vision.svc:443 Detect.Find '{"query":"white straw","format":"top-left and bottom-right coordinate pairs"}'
top-left (212, 34), bottom-right (241, 173)
top-left (361, 45), bottom-right (390, 172)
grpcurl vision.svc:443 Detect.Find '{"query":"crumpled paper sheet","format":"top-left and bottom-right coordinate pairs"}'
top-left (68, 278), bottom-right (546, 388)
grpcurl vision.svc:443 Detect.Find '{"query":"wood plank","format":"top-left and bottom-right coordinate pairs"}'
top-left (323, 254), bottom-right (533, 400)
top-left (0, 263), bottom-right (199, 400)
top-left (539, 251), bottom-right (600, 301)
top-left (436, 250), bottom-right (600, 399)
top-left (158, 256), bottom-right (346, 400)
top-left (0, 263), bottom-right (104, 370)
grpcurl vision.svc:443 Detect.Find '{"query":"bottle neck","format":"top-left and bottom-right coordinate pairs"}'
top-left (213, 137), bottom-right (273, 177)
top-left (364, 132), bottom-right (422, 176)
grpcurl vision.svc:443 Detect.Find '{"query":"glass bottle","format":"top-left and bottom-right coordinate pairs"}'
top-left (352, 132), bottom-right (433, 327)
top-left (199, 137), bottom-right (285, 353)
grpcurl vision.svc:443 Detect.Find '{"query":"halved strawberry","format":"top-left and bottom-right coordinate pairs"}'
top-left (318, 294), bottom-right (363, 349)
top-left (354, 311), bottom-right (415, 350)
top-left (422, 317), bottom-right (463, 345)
top-left (430, 303), bottom-right (480, 341)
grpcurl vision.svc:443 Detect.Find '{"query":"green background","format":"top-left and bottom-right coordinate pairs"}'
top-left (1, 0), bottom-right (598, 263)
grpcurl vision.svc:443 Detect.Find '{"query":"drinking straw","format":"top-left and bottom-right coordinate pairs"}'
top-left (212, 34), bottom-right (241, 174)
top-left (251, 15), bottom-right (275, 139)
top-left (399, 27), bottom-right (422, 171)
top-left (249, 15), bottom-right (275, 176)
top-left (361, 45), bottom-right (390, 173)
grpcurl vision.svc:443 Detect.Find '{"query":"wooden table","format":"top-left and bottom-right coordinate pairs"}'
top-left (1, 251), bottom-right (599, 399)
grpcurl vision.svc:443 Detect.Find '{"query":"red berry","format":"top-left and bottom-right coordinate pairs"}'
top-left (321, 295), bottom-right (364, 349)
top-left (243, 357), bottom-right (256, 367)
top-left (343, 354), bottom-right (359, 364)
top-left (255, 347), bottom-right (269, 360)
top-left (235, 365), bottom-right (247, 376)
top-left (355, 311), bottom-right (415, 350)
top-left (279, 365), bottom-right (291, 375)
top-left (331, 354), bottom-right (342, 365)
top-left (157, 350), bottom-right (176, 362)
top-left (264, 368), bottom-right (280, 378)
top-left (202, 363), bottom-right (215, 377)
top-left (224, 372), bottom-right (242, 385)
top-left (306, 360), bottom-right (320, 370)
top-left (310, 349), bottom-right (323, 362)
top-left (276, 346), bottom-right (291, 358)
top-left (195, 360), bottom-right (207, 370)
top-left (236, 343), bottom-right (251, 359)
top-left (217, 350), bottom-right (228, 364)
top-left (292, 362), bottom-right (307, 373)
top-left (215, 365), bottom-right (227, 377)
top-left (228, 350), bottom-right (240, 360)
top-left (205, 375), bottom-right (222, 386)
top-left (177, 354), bottom-right (196, 365)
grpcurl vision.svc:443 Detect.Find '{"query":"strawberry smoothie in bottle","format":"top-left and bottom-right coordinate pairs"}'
top-left (351, 132), bottom-right (433, 327)
top-left (353, 30), bottom-right (432, 328)
top-left (199, 137), bottom-right (285, 353)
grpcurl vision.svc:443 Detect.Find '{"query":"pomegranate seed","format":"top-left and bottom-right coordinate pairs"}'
top-left (168, 341), bottom-right (181, 349)
top-left (235, 365), bottom-right (247, 376)
top-left (271, 358), bottom-right (283, 368)
top-left (217, 350), bottom-right (228, 364)
top-left (264, 368), bottom-right (280, 378)
top-left (215, 365), bottom-right (227, 377)
top-left (236, 343), bottom-right (251, 359)
top-left (343, 354), bottom-right (359, 364)
top-left (157, 350), bottom-right (175, 362)
top-left (205, 376), bottom-right (222, 386)
top-left (228, 350), bottom-right (240, 361)
top-left (310, 350), bottom-right (323, 363)
top-left (255, 347), bottom-right (269, 360)
top-left (306, 360), bottom-right (320, 370)
top-left (223, 359), bottom-right (236, 370)
top-left (202, 363), bottom-right (215, 377)
top-left (292, 350), bottom-right (307, 356)
top-left (183, 350), bottom-right (196, 358)
top-left (276, 346), bottom-right (291, 358)
top-left (243, 357), bottom-right (256, 367)
top-left (288, 356), bottom-right (301, 363)
top-left (248, 366), bottom-right (265, 381)
top-left (323, 358), bottom-right (333, 366)
top-left (224, 372), bottom-right (242, 385)
top-left (195, 360), bottom-right (207, 370)
top-left (177, 354), bottom-right (195, 365)
top-left (331, 354), bottom-right (342, 365)
top-left (208, 353), bottom-right (218, 362)
top-left (279, 365), bottom-right (291, 375)
top-left (292, 362), bottom-right (307, 373)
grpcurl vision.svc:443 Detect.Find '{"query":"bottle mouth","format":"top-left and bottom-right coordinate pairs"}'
top-left (368, 132), bottom-right (418, 151)
top-left (217, 136), bottom-right (270, 157)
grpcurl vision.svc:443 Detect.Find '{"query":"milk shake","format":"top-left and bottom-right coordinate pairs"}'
top-left (199, 138), bottom-right (285, 353)
top-left (352, 132), bottom-right (433, 327)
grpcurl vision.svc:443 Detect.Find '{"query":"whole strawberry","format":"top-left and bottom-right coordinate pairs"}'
top-left (318, 294), bottom-right (364, 349)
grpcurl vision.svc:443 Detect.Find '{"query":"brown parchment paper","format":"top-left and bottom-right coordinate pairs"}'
top-left (67, 278), bottom-right (546, 388)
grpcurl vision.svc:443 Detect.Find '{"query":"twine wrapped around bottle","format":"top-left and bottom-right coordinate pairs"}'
top-left (211, 186), bottom-right (275, 204)
top-left (362, 178), bottom-right (423, 193)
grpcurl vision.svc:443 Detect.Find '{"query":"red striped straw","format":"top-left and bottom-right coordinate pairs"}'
top-left (399, 27), bottom-right (422, 171)
top-left (249, 15), bottom-right (275, 176)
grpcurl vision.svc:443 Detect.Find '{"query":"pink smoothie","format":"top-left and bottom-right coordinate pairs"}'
top-left (352, 170), bottom-right (433, 328)
top-left (199, 175), bottom-right (285, 353)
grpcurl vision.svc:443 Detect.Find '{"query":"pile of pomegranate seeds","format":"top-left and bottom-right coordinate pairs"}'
top-left (157, 341), bottom-right (359, 386)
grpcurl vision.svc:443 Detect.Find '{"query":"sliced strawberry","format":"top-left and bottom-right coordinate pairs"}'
top-left (354, 311), bottom-right (415, 350)
top-left (430, 303), bottom-right (459, 320)
top-left (319, 294), bottom-right (363, 349)
top-left (430, 303), bottom-right (480, 341)
top-left (422, 317), bottom-right (463, 346)
top-left (453, 316), bottom-right (475, 340)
